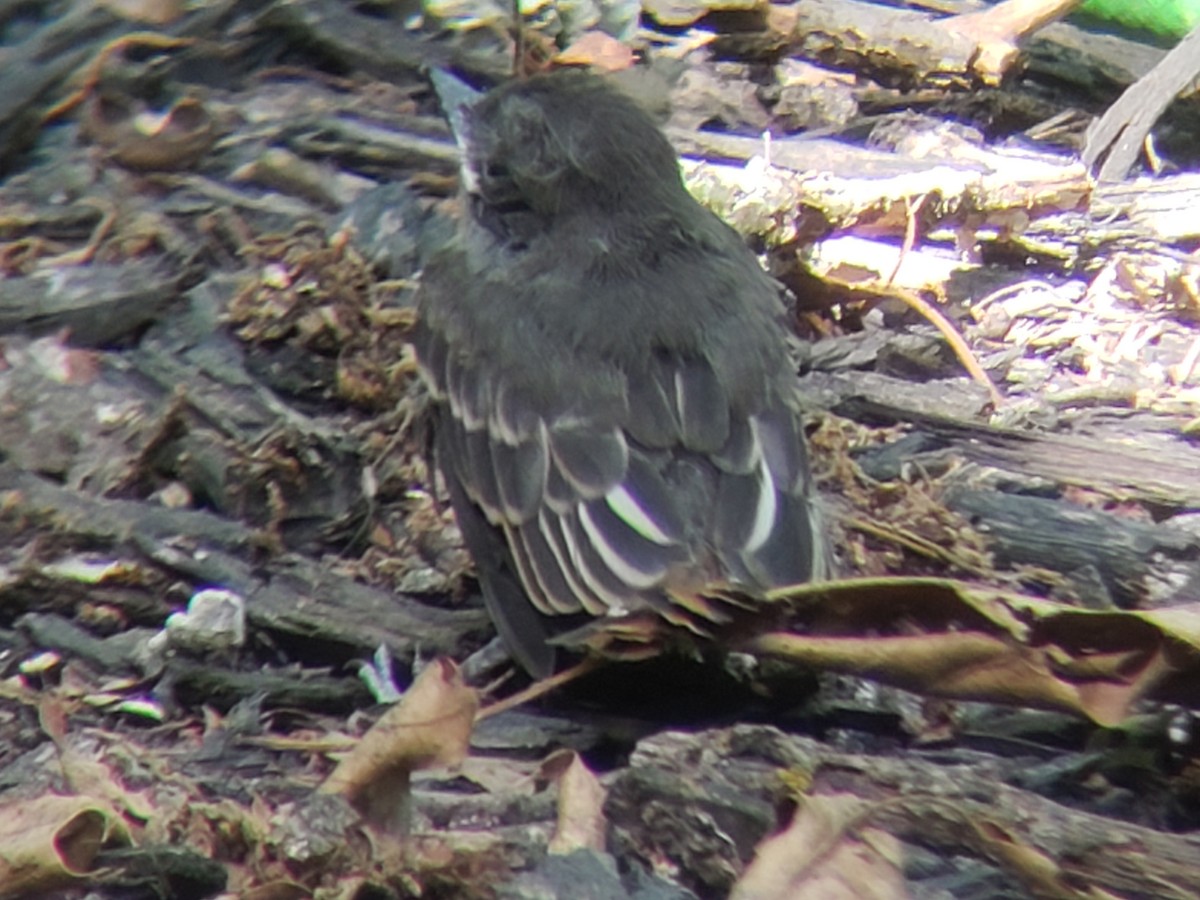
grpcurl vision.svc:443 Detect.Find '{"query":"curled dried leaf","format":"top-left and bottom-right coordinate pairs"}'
top-left (321, 658), bottom-right (478, 831)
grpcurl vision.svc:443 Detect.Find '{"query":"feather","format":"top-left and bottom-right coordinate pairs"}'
top-left (539, 510), bottom-right (609, 615)
top-left (490, 432), bottom-right (547, 523)
top-left (603, 451), bottom-right (687, 547)
top-left (415, 327), bottom-right (448, 398)
top-left (625, 353), bottom-right (680, 448)
top-left (741, 489), bottom-right (820, 587)
top-left (577, 496), bottom-right (682, 590)
top-left (710, 414), bottom-right (759, 475)
top-left (675, 359), bottom-right (729, 453)
top-left (754, 406), bottom-right (805, 491)
top-left (446, 355), bottom-right (490, 429)
top-left (548, 425), bottom-right (628, 498)
top-left (512, 521), bottom-right (579, 615)
top-left (562, 512), bottom-right (643, 613)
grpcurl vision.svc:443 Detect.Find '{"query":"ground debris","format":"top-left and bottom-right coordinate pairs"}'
top-left (1, 0), bottom-right (1199, 897)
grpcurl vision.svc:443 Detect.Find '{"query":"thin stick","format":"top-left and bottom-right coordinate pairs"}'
top-left (475, 657), bottom-right (605, 721)
top-left (882, 192), bottom-right (1004, 410)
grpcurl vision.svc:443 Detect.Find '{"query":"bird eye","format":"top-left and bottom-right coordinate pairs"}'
top-left (479, 160), bottom-right (524, 211)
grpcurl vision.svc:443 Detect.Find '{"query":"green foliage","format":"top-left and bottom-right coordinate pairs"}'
top-left (1078, 0), bottom-right (1200, 41)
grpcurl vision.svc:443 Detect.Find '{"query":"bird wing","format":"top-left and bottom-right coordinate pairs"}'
top-left (415, 314), bottom-right (822, 676)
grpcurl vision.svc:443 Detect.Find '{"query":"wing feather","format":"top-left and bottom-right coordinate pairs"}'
top-left (415, 328), bottom-right (448, 399)
top-left (446, 352), bottom-right (490, 430)
top-left (491, 430), bottom-right (547, 523)
top-left (421, 321), bottom-right (822, 669)
top-left (675, 359), bottom-right (729, 453)
top-left (563, 512), bottom-right (645, 612)
top-left (710, 414), bottom-right (758, 474)
top-left (625, 353), bottom-right (680, 448)
top-left (578, 496), bottom-right (683, 590)
top-left (511, 521), bottom-right (579, 615)
top-left (460, 426), bottom-right (503, 520)
top-left (548, 425), bottom-right (627, 497)
top-left (539, 510), bottom-right (610, 615)
top-left (603, 452), bottom-right (688, 546)
top-left (754, 405), bottom-right (805, 490)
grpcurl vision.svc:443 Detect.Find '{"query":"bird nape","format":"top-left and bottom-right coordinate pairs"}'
top-left (414, 69), bottom-right (826, 680)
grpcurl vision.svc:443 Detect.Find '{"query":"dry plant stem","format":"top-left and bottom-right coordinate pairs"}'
top-left (891, 286), bottom-right (1004, 409)
top-left (38, 198), bottom-right (116, 266)
top-left (843, 515), bottom-right (990, 575)
top-left (43, 33), bottom-right (194, 122)
top-left (475, 657), bottom-right (605, 721)
top-left (884, 192), bottom-right (928, 289)
top-left (884, 192), bottom-right (1004, 409)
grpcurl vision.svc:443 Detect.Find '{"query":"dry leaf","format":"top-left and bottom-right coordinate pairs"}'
top-left (543, 750), bottom-right (607, 855)
top-left (83, 93), bottom-right (217, 171)
top-left (0, 795), bottom-right (131, 898)
top-left (744, 577), bottom-right (1200, 725)
top-left (58, 746), bottom-right (157, 822)
top-left (732, 793), bottom-right (907, 900)
top-left (555, 32), bottom-right (636, 72)
top-left (320, 658), bottom-right (478, 831)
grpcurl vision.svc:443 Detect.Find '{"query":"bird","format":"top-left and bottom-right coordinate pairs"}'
top-left (412, 69), bottom-right (826, 679)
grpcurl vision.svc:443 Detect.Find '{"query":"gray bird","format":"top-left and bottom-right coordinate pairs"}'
top-left (413, 69), bottom-right (825, 678)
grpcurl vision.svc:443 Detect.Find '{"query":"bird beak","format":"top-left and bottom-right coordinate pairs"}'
top-left (430, 70), bottom-right (483, 194)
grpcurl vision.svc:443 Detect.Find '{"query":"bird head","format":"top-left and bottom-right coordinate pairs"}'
top-left (457, 70), bottom-right (685, 241)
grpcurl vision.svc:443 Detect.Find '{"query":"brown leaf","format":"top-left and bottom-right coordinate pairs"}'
top-left (83, 93), bottom-right (216, 171)
top-left (542, 750), bottom-right (607, 855)
top-left (320, 658), bottom-right (478, 831)
top-left (732, 793), bottom-right (908, 900)
top-left (58, 745), bottom-right (157, 823)
top-left (0, 795), bottom-right (131, 898)
top-left (972, 820), bottom-right (1089, 899)
top-left (746, 577), bottom-right (1200, 725)
top-left (555, 33), bottom-right (636, 72)
top-left (37, 696), bottom-right (69, 742)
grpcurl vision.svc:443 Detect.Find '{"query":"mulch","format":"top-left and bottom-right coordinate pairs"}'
top-left (0, 0), bottom-right (1198, 897)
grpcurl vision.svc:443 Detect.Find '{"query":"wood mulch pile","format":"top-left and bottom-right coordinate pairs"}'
top-left (0, 0), bottom-right (1198, 897)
